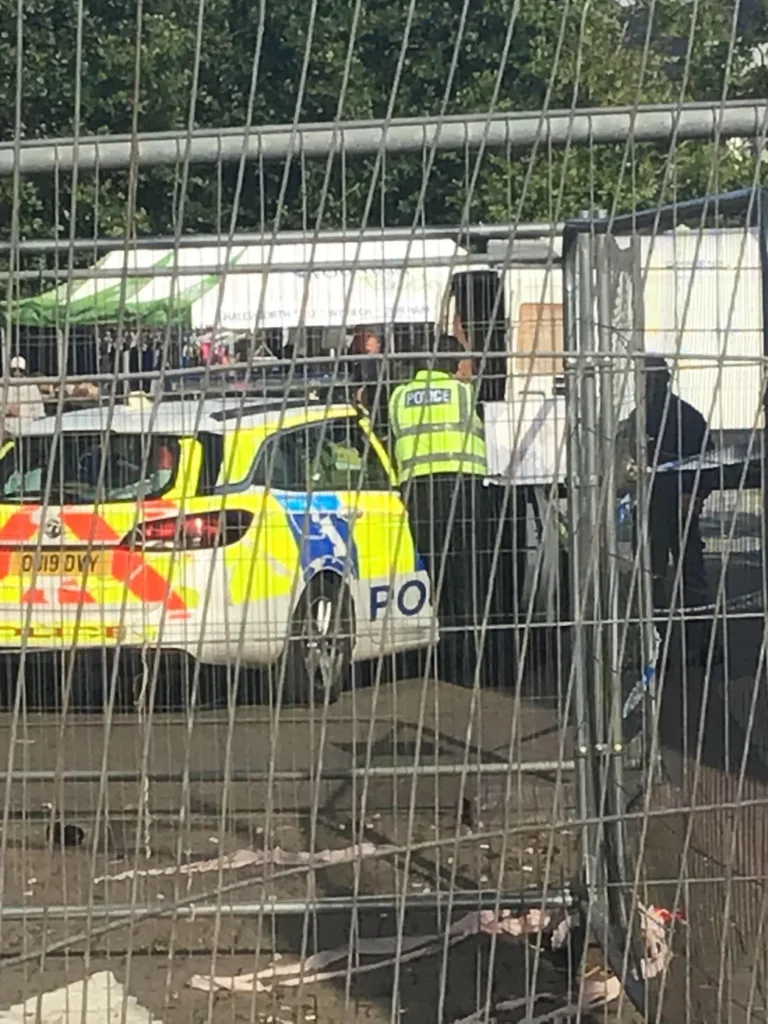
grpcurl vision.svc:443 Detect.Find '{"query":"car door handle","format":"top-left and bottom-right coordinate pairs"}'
top-left (338, 507), bottom-right (364, 522)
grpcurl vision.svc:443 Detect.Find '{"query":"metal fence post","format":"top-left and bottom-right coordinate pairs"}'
top-left (566, 212), bottom-right (654, 1016)
top-left (566, 213), bottom-right (603, 896)
top-left (595, 223), bottom-right (626, 873)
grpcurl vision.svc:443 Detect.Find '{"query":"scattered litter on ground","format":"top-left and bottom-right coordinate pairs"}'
top-left (188, 900), bottom-right (682, 1022)
top-left (94, 842), bottom-right (383, 884)
top-left (188, 908), bottom-right (553, 994)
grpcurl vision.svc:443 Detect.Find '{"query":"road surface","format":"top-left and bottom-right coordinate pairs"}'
top-left (0, 669), bottom-right (599, 1023)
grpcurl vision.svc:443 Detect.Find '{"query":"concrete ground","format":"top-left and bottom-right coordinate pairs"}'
top-left (0, 667), bottom-right (610, 1024)
top-left (0, 517), bottom-right (761, 1022)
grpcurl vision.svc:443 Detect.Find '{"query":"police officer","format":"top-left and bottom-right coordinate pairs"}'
top-left (619, 356), bottom-right (718, 669)
top-left (389, 333), bottom-right (488, 687)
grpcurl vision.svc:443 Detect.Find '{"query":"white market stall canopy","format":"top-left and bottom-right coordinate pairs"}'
top-left (11, 239), bottom-right (467, 329)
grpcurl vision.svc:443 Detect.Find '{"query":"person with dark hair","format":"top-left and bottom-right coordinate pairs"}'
top-left (349, 325), bottom-right (390, 436)
top-left (621, 355), bottom-right (714, 624)
top-left (388, 333), bottom-right (488, 687)
top-left (349, 325), bottom-right (381, 394)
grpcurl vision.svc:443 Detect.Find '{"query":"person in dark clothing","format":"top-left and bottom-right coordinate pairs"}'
top-left (623, 355), bottom-right (714, 614)
top-left (389, 334), bottom-right (489, 687)
top-left (350, 326), bottom-right (390, 439)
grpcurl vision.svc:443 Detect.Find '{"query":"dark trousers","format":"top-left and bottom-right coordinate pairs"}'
top-left (404, 474), bottom-right (483, 685)
top-left (403, 473), bottom-right (527, 686)
top-left (646, 493), bottom-right (709, 611)
top-left (634, 488), bottom-right (713, 664)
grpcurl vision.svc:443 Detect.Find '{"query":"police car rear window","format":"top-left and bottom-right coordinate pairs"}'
top-left (0, 433), bottom-right (180, 505)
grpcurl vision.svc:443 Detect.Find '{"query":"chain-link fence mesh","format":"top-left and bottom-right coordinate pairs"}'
top-left (3, 1), bottom-right (768, 1021)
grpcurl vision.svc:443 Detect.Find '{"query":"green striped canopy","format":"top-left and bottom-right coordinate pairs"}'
top-left (6, 239), bottom-right (464, 329)
top-left (7, 247), bottom-right (242, 328)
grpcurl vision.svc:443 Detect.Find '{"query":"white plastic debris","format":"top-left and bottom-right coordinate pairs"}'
top-left (639, 903), bottom-right (680, 979)
top-left (0, 971), bottom-right (162, 1024)
top-left (94, 842), bottom-right (382, 884)
top-left (550, 915), bottom-right (575, 951)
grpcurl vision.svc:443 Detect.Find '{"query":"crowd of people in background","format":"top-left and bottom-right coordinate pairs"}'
top-left (97, 327), bottom-right (235, 379)
top-left (5, 321), bottom-right (400, 415)
top-left (9, 321), bottom-right (415, 396)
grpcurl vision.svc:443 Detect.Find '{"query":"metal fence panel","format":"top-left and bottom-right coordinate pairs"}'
top-left (3, 134), bottom-right (768, 1023)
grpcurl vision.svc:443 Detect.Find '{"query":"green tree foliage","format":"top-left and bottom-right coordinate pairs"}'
top-left (0, 0), bottom-right (764, 240)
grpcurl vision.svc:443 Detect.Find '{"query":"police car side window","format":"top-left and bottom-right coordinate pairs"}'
top-left (253, 419), bottom-right (390, 492)
top-left (305, 418), bottom-right (390, 492)
top-left (252, 425), bottom-right (346, 491)
top-left (252, 430), bottom-right (307, 491)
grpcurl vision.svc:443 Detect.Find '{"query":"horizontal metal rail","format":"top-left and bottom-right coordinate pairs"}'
top-left (0, 223), bottom-right (562, 254)
top-left (0, 888), bottom-right (573, 919)
top-left (0, 101), bottom-right (766, 174)
top-left (1, 249), bottom-right (559, 283)
top-left (2, 807), bottom-right (571, 823)
top-left (0, 761), bottom-right (575, 784)
top-left (0, 349), bottom-right (765, 393)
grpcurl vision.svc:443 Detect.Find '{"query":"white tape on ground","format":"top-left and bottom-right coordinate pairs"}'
top-left (0, 971), bottom-right (162, 1024)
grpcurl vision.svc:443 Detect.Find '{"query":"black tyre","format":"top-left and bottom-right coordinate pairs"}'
top-left (282, 574), bottom-right (353, 706)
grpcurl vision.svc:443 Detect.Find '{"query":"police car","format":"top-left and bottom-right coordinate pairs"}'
top-left (0, 394), bottom-right (434, 703)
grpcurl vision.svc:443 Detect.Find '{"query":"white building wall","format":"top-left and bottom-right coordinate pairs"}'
top-left (489, 228), bottom-right (764, 484)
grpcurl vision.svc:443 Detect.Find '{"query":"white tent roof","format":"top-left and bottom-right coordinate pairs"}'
top-left (124, 245), bottom-right (246, 320)
top-left (192, 238), bottom-right (466, 330)
top-left (15, 238), bottom-right (466, 330)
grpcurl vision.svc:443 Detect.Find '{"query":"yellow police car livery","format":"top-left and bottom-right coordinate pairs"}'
top-left (0, 396), bottom-right (434, 703)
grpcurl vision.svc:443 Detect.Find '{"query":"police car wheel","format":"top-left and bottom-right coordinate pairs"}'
top-left (284, 575), bottom-right (352, 706)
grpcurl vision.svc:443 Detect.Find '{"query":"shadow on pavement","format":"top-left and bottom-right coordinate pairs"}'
top-left (637, 607), bottom-right (768, 1023)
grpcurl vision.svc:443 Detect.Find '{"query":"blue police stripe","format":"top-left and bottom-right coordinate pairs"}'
top-left (273, 491), bottom-right (360, 581)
